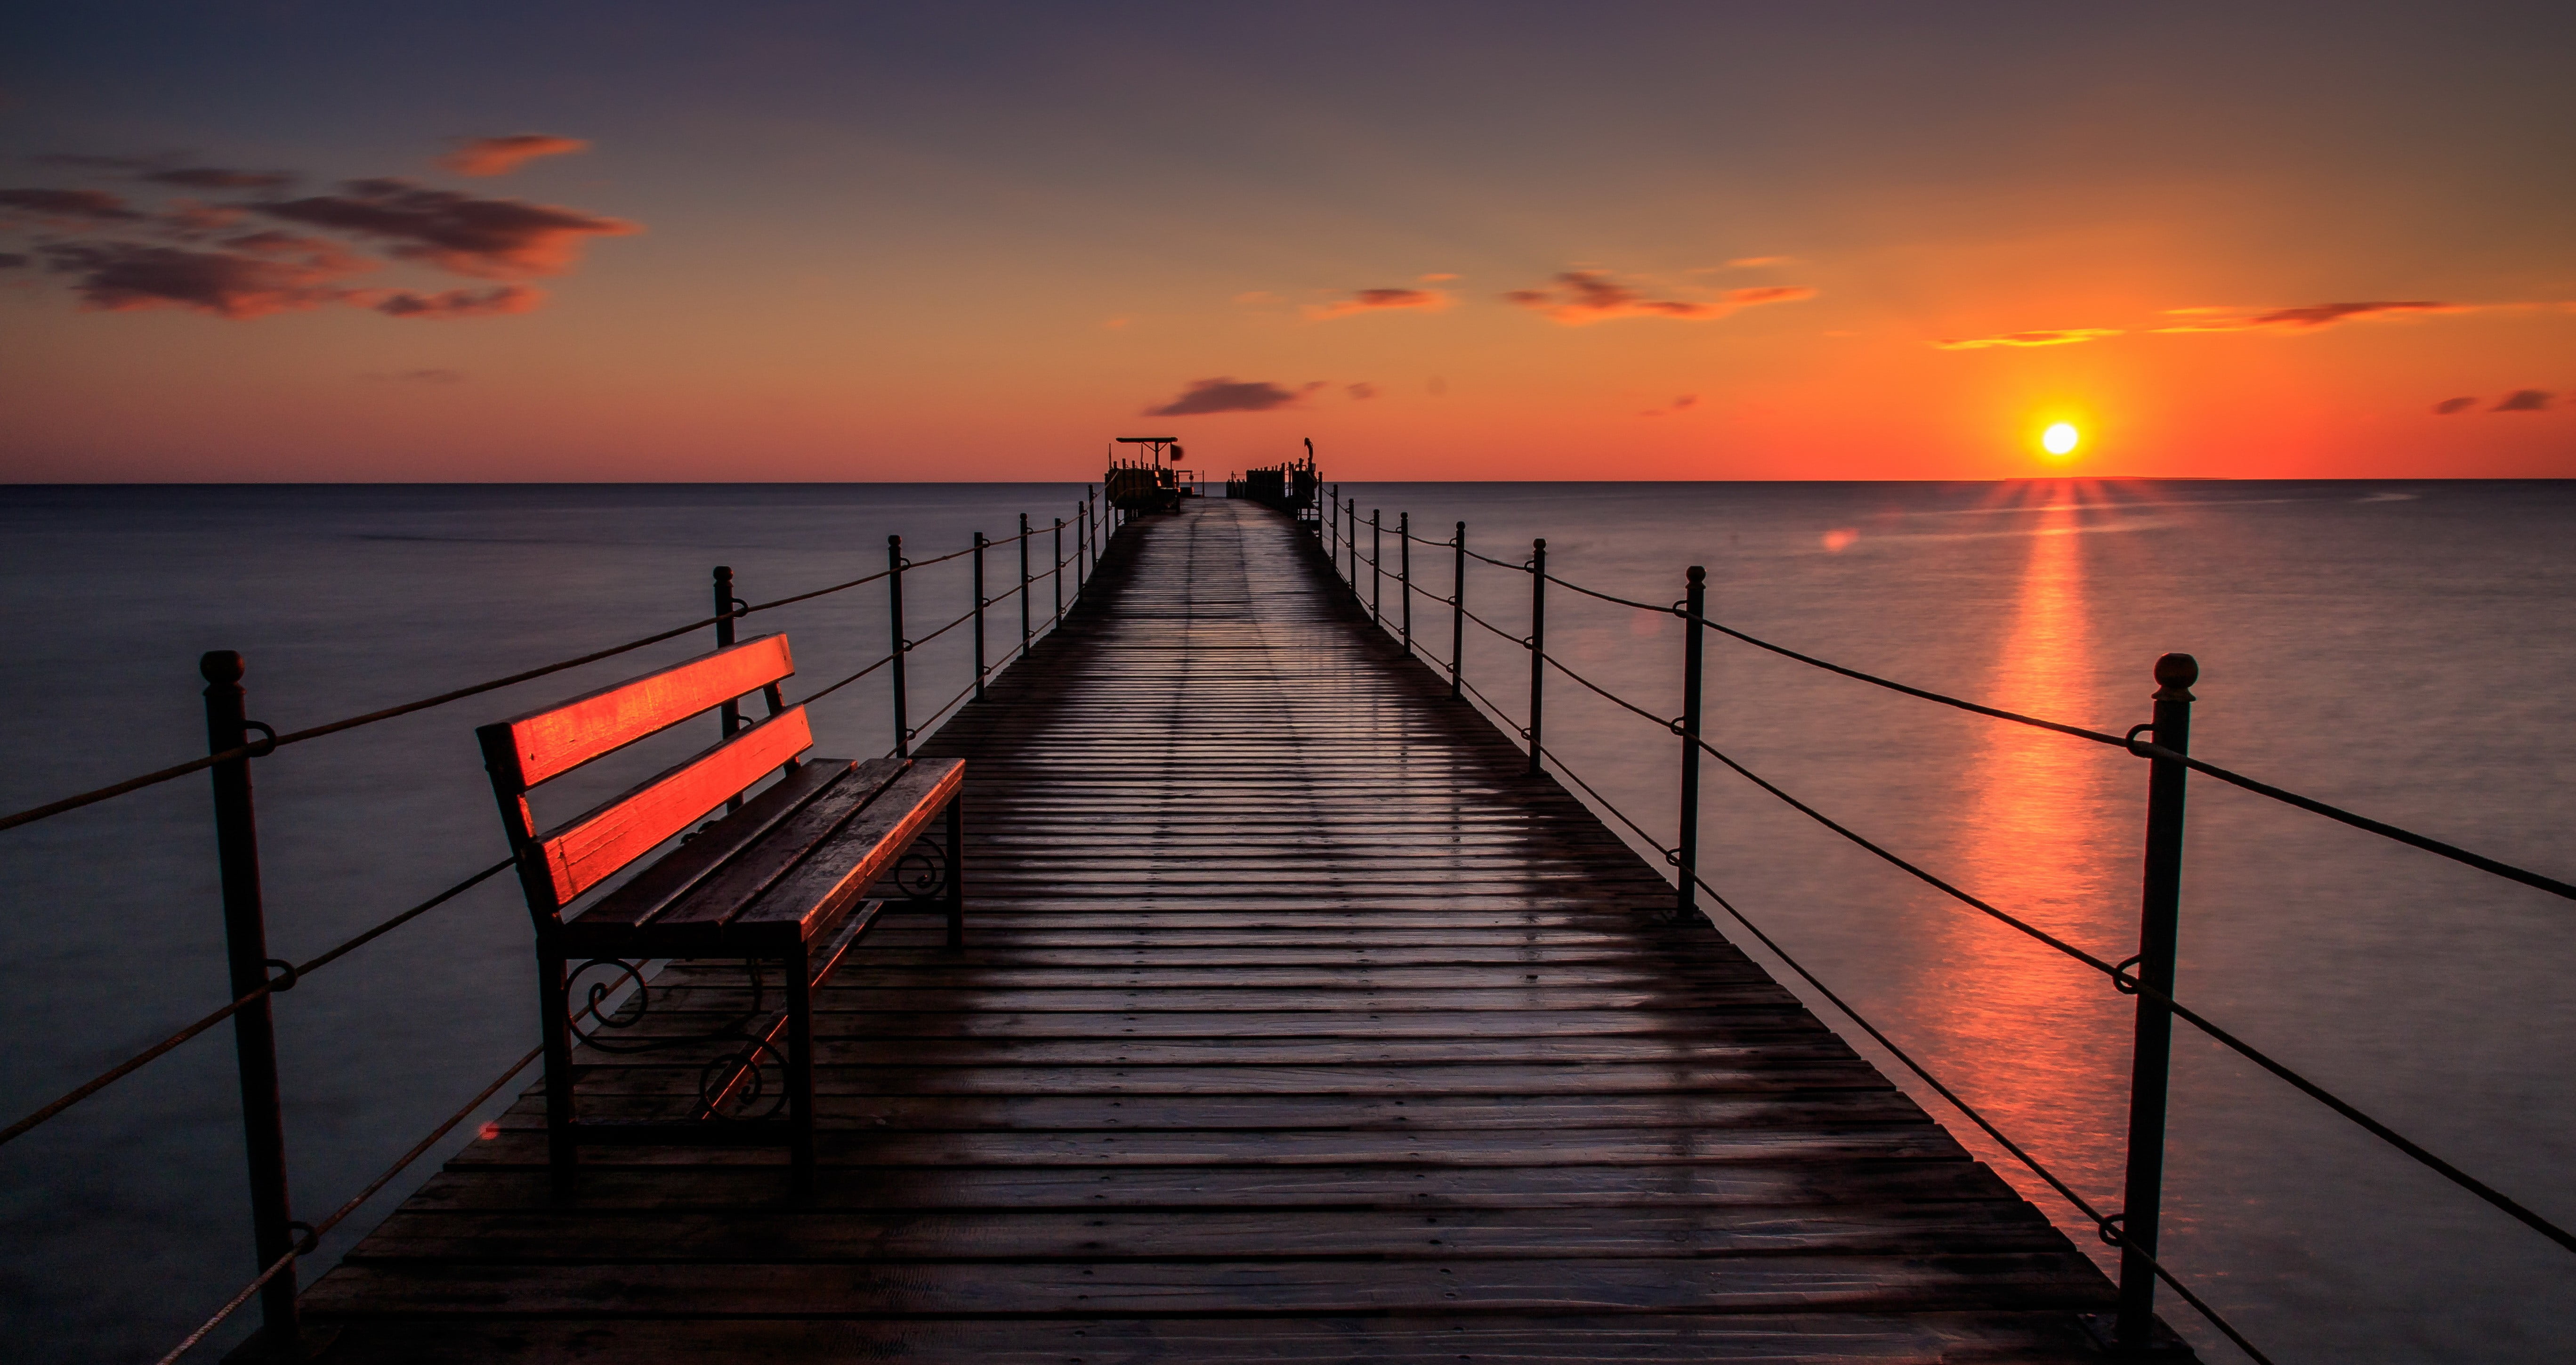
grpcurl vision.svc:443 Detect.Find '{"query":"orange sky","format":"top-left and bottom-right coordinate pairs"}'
top-left (2, 5), bottom-right (2570, 481)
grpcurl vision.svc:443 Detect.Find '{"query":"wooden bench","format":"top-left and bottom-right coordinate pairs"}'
top-left (475, 632), bottom-right (963, 1180)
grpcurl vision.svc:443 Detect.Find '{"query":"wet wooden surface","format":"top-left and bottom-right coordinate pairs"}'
top-left (304, 498), bottom-right (2136, 1362)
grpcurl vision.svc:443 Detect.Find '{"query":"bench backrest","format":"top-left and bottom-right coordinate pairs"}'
top-left (477, 633), bottom-right (811, 924)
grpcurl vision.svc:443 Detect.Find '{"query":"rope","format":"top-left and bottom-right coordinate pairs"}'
top-left (154, 1044), bottom-right (540, 1364)
top-left (0, 521), bottom-right (1069, 837)
top-left (0, 855), bottom-right (517, 1148)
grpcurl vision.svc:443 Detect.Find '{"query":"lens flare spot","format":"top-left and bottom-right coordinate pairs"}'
top-left (2042, 422), bottom-right (2081, 456)
top-left (1821, 527), bottom-right (1860, 552)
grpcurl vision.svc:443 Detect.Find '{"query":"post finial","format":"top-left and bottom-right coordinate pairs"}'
top-left (1686, 564), bottom-right (1705, 584)
top-left (2153, 652), bottom-right (2198, 698)
top-left (200, 650), bottom-right (244, 685)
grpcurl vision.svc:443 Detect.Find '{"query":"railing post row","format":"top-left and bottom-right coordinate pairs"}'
top-left (1526, 538), bottom-right (1546, 777)
top-left (971, 533), bottom-right (987, 702)
top-left (888, 536), bottom-right (909, 758)
top-left (1399, 512), bottom-right (1412, 655)
top-left (200, 650), bottom-right (306, 1359)
top-left (1018, 512), bottom-right (1032, 658)
top-left (1451, 523), bottom-right (1466, 700)
top-left (1676, 566), bottom-right (1706, 920)
top-left (2116, 651), bottom-right (2198, 1348)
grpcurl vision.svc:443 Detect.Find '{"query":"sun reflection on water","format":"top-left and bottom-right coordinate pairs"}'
top-left (1907, 482), bottom-right (2135, 1202)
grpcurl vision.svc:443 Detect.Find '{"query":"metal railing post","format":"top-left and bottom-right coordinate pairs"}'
top-left (1328, 485), bottom-right (1337, 549)
top-left (2116, 651), bottom-right (2197, 1347)
top-left (1676, 566), bottom-right (1706, 920)
top-left (713, 565), bottom-right (746, 810)
top-left (1451, 523), bottom-right (1466, 699)
top-left (1526, 539), bottom-right (1546, 776)
top-left (971, 532), bottom-right (988, 701)
top-left (1052, 517), bottom-right (1064, 626)
top-left (888, 536), bottom-right (909, 757)
top-left (200, 650), bottom-right (306, 1359)
top-left (712, 566), bottom-right (741, 739)
top-left (1399, 512), bottom-right (1412, 654)
top-left (1347, 499), bottom-right (1358, 591)
top-left (1371, 509), bottom-right (1382, 626)
top-left (1075, 501), bottom-right (1088, 599)
top-left (1018, 513), bottom-right (1032, 658)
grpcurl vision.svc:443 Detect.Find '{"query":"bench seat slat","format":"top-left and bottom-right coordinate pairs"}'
top-left (727, 759), bottom-right (964, 944)
top-left (491, 634), bottom-right (794, 789)
top-left (567, 757), bottom-right (855, 934)
top-left (534, 707), bottom-right (813, 907)
top-left (645, 756), bottom-right (913, 936)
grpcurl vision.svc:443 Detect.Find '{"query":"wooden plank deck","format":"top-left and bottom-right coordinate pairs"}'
top-left (303, 498), bottom-right (2140, 1362)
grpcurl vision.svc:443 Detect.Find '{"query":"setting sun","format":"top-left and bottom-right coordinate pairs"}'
top-left (2041, 422), bottom-right (2081, 456)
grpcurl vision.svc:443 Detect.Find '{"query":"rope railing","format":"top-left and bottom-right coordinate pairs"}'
top-left (1323, 496), bottom-right (2573, 1354)
top-left (0, 521), bottom-right (1074, 838)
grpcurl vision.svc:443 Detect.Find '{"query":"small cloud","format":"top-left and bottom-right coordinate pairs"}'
top-left (156, 199), bottom-right (250, 238)
top-left (2156, 301), bottom-right (2461, 333)
top-left (436, 134), bottom-right (591, 178)
top-left (257, 179), bottom-right (638, 278)
top-left (2492, 389), bottom-right (2552, 412)
top-left (364, 368), bottom-right (466, 383)
top-left (0, 252), bottom-right (27, 269)
top-left (2432, 396), bottom-right (2477, 415)
top-left (141, 167), bottom-right (294, 190)
top-left (0, 187), bottom-right (145, 224)
top-left (368, 284), bottom-right (541, 318)
top-left (1933, 328), bottom-right (2124, 350)
top-left (1727, 255), bottom-right (1792, 268)
top-left (1101, 315), bottom-right (1133, 330)
top-left (1418, 272), bottom-right (1458, 282)
top-left (1347, 382), bottom-right (1377, 400)
top-left (1145, 377), bottom-right (1321, 416)
top-left (1305, 286), bottom-right (1448, 320)
top-left (1640, 394), bottom-right (1699, 417)
top-left (1503, 269), bottom-right (1814, 325)
top-left (1232, 291), bottom-right (1280, 305)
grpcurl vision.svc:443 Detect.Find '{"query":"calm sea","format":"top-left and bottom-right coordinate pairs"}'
top-left (1, 482), bottom-right (2569, 1362)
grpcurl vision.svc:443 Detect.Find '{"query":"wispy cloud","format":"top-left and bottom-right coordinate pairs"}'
top-left (2432, 396), bottom-right (2476, 414)
top-left (370, 284), bottom-right (542, 318)
top-left (1305, 286), bottom-right (1448, 320)
top-left (0, 252), bottom-right (30, 268)
top-left (1418, 272), bottom-right (1458, 282)
top-left (2493, 389), bottom-right (2552, 412)
top-left (1346, 382), bottom-right (1377, 400)
top-left (2156, 301), bottom-right (2461, 333)
top-left (436, 134), bottom-right (591, 178)
top-left (258, 179), bottom-right (638, 278)
top-left (1502, 270), bottom-right (1815, 325)
top-left (1145, 378), bottom-right (1323, 416)
top-left (1639, 394), bottom-right (1698, 417)
top-left (2, 146), bottom-right (638, 323)
top-left (1727, 255), bottom-right (1793, 268)
top-left (1932, 327), bottom-right (2124, 350)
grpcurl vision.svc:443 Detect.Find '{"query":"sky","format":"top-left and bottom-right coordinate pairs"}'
top-left (1, 2), bottom-right (2571, 482)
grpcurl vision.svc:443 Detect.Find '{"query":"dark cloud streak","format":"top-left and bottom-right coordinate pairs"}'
top-left (1145, 378), bottom-right (1321, 415)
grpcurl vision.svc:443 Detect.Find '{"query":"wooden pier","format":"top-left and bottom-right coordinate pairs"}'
top-left (304, 499), bottom-right (2138, 1361)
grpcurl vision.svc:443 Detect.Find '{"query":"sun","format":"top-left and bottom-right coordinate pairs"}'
top-left (2041, 422), bottom-right (2081, 456)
